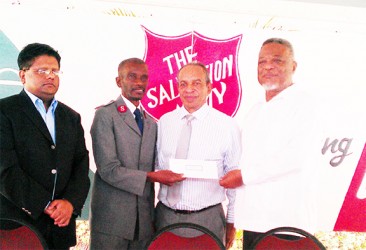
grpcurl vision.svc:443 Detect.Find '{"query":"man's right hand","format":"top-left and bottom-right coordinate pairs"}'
top-left (147, 170), bottom-right (186, 186)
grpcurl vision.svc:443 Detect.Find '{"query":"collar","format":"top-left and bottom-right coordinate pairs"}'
top-left (120, 94), bottom-right (142, 113)
top-left (264, 83), bottom-right (299, 103)
top-left (24, 88), bottom-right (58, 111)
top-left (178, 103), bottom-right (210, 121)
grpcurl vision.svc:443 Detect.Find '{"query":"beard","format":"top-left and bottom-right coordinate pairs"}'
top-left (261, 82), bottom-right (279, 91)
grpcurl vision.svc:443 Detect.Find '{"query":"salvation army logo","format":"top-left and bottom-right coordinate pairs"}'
top-left (334, 143), bottom-right (366, 231)
top-left (141, 26), bottom-right (242, 120)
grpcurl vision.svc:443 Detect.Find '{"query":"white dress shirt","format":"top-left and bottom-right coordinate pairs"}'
top-left (121, 94), bottom-right (142, 118)
top-left (156, 104), bottom-right (241, 223)
top-left (235, 84), bottom-right (323, 233)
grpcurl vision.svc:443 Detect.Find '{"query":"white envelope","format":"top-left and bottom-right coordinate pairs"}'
top-left (169, 158), bottom-right (222, 179)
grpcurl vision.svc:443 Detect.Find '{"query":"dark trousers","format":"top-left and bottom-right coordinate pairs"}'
top-left (34, 214), bottom-right (75, 250)
top-left (155, 202), bottom-right (225, 242)
top-left (243, 230), bottom-right (301, 250)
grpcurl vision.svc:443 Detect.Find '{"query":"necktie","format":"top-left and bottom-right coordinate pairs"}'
top-left (167, 114), bottom-right (194, 206)
top-left (134, 108), bottom-right (143, 134)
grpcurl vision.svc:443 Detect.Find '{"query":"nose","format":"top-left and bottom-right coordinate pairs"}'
top-left (134, 79), bottom-right (144, 87)
top-left (46, 72), bottom-right (56, 79)
top-left (184, 84), bottom-right (195, 92)
top-left (265, 61), bottom-right (277, 70)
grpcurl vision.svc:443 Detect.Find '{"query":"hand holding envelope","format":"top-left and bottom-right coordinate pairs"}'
top-left (147, 169), bottom-right (185, 186)
top-left (169, 159), bottom-right (223, 179)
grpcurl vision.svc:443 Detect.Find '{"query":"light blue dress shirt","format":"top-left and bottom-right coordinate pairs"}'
top-left (24, 89), bottom-right (58, 144)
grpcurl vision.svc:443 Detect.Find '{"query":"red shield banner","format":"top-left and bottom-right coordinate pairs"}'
top-left (141, 26), bottom-right (242, 120)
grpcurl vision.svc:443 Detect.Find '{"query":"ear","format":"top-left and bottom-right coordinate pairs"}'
top-left (206, 82), bottom-right (213, 94)
top-left (115, 76), bottom-right (121, 88)
top-left (292, 60), bottom-right (298, 72)
top-left (19, 70), bottom-right (26, 85)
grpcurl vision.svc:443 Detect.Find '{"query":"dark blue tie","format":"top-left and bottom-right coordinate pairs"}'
top-left (134, 108), bottom-right (143, 134)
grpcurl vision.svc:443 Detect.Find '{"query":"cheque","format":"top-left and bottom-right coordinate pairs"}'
top-left (169, 159), bottom-right (223, 179)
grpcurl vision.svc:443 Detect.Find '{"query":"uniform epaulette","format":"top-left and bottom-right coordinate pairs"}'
top-left (95, 100), bottom-right (114, 110)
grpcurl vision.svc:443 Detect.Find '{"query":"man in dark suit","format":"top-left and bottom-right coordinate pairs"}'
top-left (0, 43), bottom-right (90, 249)
top-left (89, 58), bottom-right (183, 249)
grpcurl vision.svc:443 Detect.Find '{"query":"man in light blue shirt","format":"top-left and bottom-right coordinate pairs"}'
top-left (0, 43), bottom-right (90, 249)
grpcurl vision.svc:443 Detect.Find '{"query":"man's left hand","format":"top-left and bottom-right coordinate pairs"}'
top-left (220, 169), bottom-right (243, 189)
top-left (226, 222), bottom-right (236, 249)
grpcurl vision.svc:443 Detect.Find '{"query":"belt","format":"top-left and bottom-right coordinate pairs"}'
top-left (161, 202), bottom-right (220, 214)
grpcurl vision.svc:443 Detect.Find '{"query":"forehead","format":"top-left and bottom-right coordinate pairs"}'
top-left (178, 65), bottom-right (205, 80)
top-left (259, 43), bottom-right (291, 58)
top-left (121, 62), bottom-right (148, 73)
top-left (32, 55), bottom-right (59, 67)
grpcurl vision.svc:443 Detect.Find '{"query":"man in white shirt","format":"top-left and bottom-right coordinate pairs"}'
top-left (155, 62), bottom-right (241, 248)
top-left (220, 38), bottom-right (322, 249)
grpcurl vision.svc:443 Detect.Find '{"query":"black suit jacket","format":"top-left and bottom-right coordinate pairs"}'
top-left (0, 90), bottom-right (90, 248)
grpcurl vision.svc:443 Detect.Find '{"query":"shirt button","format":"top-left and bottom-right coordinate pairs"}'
top-left (51, 169), bottom-right (57, 174)
top-left (51, 145), bottom-right (56, 150)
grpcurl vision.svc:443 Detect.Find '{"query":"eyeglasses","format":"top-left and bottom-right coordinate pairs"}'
top-left (24, 68), bottom-right (63, 76)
